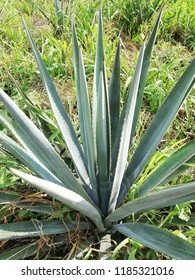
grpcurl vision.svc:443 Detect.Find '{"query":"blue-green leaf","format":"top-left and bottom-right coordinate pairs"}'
top-left (105, 182), bottom-right (195, 224)
top-left (109, 39), bottom-right (120, 145)
top-left (0, 220), bottom-right (90, 241)
top-left (8, 168), bottom-right (106, 232)
top-left (23, 20), bottom-right (92, 194)
top-left (0, 192), bottom-right (59, 214)
top-left (130, 8), bottom-right (163, 144)
top-left (138, 141), bottom-right (195, 197)
top-left (118, 58), bottom-right (195, 206)
top-left (72, 21), bottom-right (98, 204)
top-left (93, 7), bottom-right (108, 160)
top-left (114, 222), bottom-right (195, 259)
top-left (0, 235), bottom-right (66, 260)
top-left (96, 71), bottom-right (110, 214)
top-left (108, 45), bottom-right (145, 213)
top-left (0, 131), bottom-right (62, 185)
top-left (0, 107), bottom-right (88, 199)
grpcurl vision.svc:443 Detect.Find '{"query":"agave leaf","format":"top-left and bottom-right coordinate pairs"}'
top-left (0, 243), bottom-right (39, 260)
top-left (111, 9), bottom-right (162, 173)
top-left (118, 58), bottom-right (195, 206)
top-left (92, 8), bottom-right (111, 213)
top-left (0, 220), bottom-right (90, 241)
top-left (0, 123), bottom-right (89, 200)
top-left (114, 222), bottom-right (195, 259)
top-left (0, 235), bottom-right (67, 260)
top-left (160, 156), bottom-right (195, 186)
top-left (130, 8), bottom-right (163, 143)
top-left (138, 141), bottom-right (195, 197)
top-left (0, 131), bottom-right (63, 185)
top-left (109, 39), bottom-right (120, 145)
top-left (72, 21), bottom-right (98, 202)
top-left (93, 8), bottom-right (109, 160)
top-left (0, 89), bottom-right (89, 199)
top-left (93, 7), bottom-right (103, 140)
top-left (0, 192), bottom-right (59, 214)
top-left (22, 21), bottom-right (93, 194)
top-left (0, 111), bottom-right (59, 177)
top-left (165, 215), bottom-right (195, 227)
top-left (132, 214), bottom-right (195, 227)
top-left (96, 71), bottom-right (110, 180)
top-left (7, 72), bottom-right (58, 139)
top-left (108, 45), bottom-right (145, 213)
top-left (12, 201), bottom-right (58, 215)
top-left (112, 9), bottom-right (162, 162)
top-left (8, 168), bottom-right (106, 232)
top-left (0, 192), bottom-right (20, 203)
top-left (105, 182), bottom-right (195, 224)
top-left (96, 71), bottom-right (111, 214)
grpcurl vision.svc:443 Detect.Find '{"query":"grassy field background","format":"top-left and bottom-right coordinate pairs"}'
top-left (0, 0), bottom-right (194, 259)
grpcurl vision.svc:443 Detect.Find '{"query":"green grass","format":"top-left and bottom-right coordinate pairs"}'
top-left (0, 0), bottom-right (194, 259)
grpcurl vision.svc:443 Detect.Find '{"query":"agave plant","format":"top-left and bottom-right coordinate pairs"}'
top-left (0, 8), bottom-right (195, 260)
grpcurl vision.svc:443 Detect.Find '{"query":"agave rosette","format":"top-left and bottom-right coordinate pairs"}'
top-left (0, 8), bottom-right (195, 259)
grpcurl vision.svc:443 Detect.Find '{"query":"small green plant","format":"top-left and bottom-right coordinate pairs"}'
top-left (0, 8), bottom-right (195, 260)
